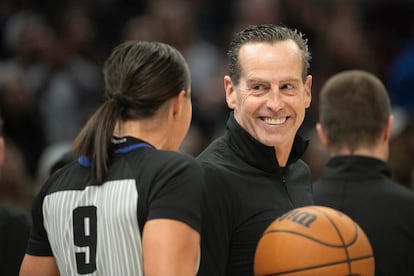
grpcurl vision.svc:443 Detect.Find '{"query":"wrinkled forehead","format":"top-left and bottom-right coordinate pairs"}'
top-left (238, 41), bottom-right (304, 79)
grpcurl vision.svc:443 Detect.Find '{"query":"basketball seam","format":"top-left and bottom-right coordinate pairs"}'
top-left (261, 255), bottom-right (374, 276)
top-left (263, 206), bottom-right (365, 276)
top-left (310, 206), bottom-right (357, 274)
top-left (264, 229), bottom-right (353, 248)
top-left (257, 207), bottom-right (373, 276)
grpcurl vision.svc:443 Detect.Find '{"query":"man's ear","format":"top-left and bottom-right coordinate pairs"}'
top-left (316, 123), bottom-right (330, 149)
top-left (304, 75), bottom-right (312, 108)
top-left (224, 76), bottom-right (236, 110)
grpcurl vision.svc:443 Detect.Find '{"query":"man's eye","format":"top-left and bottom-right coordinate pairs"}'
top-left (252, 84), bottom-right (267, 91)
top-left (281, 83), bottom-right (294, 90)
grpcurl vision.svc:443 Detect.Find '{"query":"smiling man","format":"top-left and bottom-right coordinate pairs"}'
top-left (197, 24), bottom-right (314, 276)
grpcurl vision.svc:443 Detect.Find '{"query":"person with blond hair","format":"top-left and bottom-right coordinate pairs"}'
top-left (313, 69), bottom-right (414, 276)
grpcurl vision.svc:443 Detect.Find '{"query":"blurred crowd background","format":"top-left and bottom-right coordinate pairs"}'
top-left (0, 0), bottom-right (413, 211)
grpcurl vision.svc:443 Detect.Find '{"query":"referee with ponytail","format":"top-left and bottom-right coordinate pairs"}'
top-left (20, 40), bottom-right (202, 276)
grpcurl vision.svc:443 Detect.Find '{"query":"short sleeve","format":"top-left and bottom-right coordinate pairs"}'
top-left (145, 154), bottom-right (203, 233)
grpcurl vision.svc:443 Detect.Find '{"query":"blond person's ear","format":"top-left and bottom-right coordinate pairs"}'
top-left (383, 115), bottom-right (393, 143)
top-left (316, 123), bottom-right (330, 150)
top-left (0, 137), bottom-right (5, 169)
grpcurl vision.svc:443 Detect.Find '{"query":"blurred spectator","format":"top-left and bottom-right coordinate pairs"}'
top-left (34, 6), bottom-right (102, 144)
top-left (186, 61), bottom-right (229, 155)
top-left (232, 0), bottom-right (283, 32)
top-left (35, 141), bottom-right (72, 194)
top-left (361, 0), bottom-right (414, 80)
top-left (0, 113), bottom-right (32, 276)
top-left (86, 0), bottom-right (147, 55)
top-left (0, 0), bottom-right (411, 192)
top-left (120, 14), bottom-right (163, 42)
top-left (0, 137), bottom-right (33, 210)
top-left (0, 65), bottom-right (47, 177)
top-left (146, 0), bottom-right (222, 98)
top-left (57, 4), bottom-right (102, 64)
top-left (389, 108), bottom-right (414, 189)
top-left (318, 1), bottom-right (376, 73)
top-left (386, 41), bottom-right (414, 115)
top-left (143, 0), bottom-right (226, 156)
top-left (2, 11), bottom-right (53, 94)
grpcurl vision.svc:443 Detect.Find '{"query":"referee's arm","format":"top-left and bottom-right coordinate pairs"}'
top-left (20, 255), bottom-right (59, 276)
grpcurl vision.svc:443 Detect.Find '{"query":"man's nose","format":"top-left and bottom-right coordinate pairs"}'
top-left (266, 87), bottom-right (285, 111)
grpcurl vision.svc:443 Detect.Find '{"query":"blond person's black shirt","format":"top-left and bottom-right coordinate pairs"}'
top-left (314, 155), bottom-right (414, 276)
top-left (197, 113), bottom-right (313, 276)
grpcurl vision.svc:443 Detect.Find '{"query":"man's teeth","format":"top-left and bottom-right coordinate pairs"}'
top-left (263, 117), bottom-right (286, 125)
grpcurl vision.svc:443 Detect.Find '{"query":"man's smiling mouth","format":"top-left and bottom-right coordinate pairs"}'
top-left (261, 117), bottom-right (287, 125)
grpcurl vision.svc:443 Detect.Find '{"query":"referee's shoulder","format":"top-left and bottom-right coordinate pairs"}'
top-left (196, 141), bottom-right (228, 170)
top-left (144, 148), bottom-right (200, 168)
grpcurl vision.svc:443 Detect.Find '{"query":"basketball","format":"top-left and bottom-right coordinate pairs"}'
top-left (254, 205), bottom-right (374, 276)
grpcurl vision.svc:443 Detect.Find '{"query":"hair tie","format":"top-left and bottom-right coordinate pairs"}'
top-left (113, 93), bottom-right (129, 107)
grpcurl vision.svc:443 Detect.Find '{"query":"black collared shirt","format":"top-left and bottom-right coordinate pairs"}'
top-left (197, 113), bottom-right (313, 276)
top-left (314, 155), bottom-right (414, 276)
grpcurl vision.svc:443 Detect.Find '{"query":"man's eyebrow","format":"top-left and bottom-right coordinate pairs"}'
top-left (280, 78), bottom-right (301, 83)
top-left (244, 76), bottom-right (302, 85)
top-left (245, 78), bottom-right (268, 84)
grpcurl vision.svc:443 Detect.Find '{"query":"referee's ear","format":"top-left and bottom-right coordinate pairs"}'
top-left (171, 89), bottom-right (188, 119)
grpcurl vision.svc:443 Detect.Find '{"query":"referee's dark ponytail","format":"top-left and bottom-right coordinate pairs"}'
top-left (73, 40), bottom-right (190, 184)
